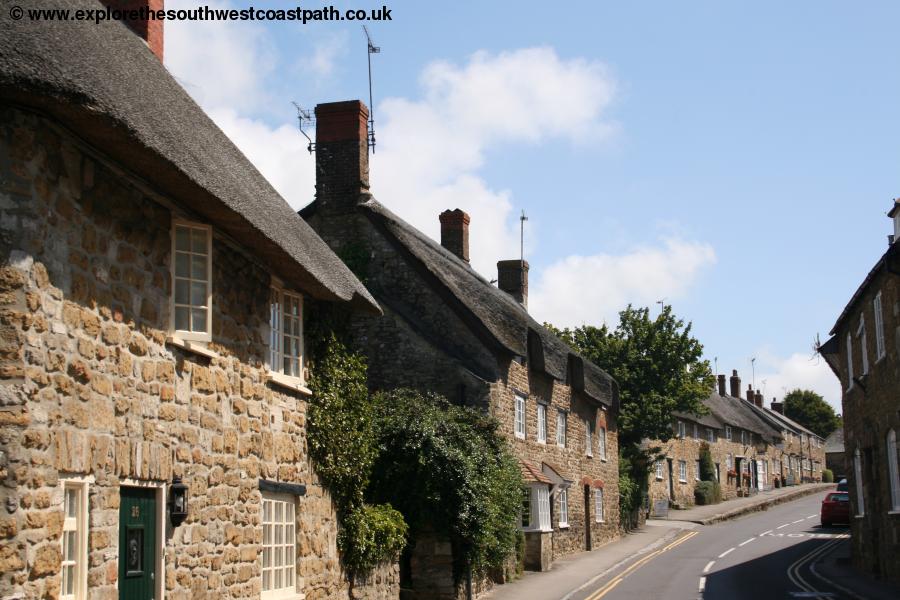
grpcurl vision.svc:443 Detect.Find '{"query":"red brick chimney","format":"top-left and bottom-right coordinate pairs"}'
top-left (717, 374), bottom-right (727, 396)
top-left (101, 1), bottom-right (164, 61)
top-left (754, 391), bottom-right (764, 408)
top-left (729, 370), bottom-right (741, 398)
top-left (746, 384), bottom-right (754, 403)
top-left (771, 399), bottom-right (784, 414)
top-left (439, 209), bottom-right (470, 263)
top-left (315, 100), bottom-right (370, 215)
top-left (497, 260), bottom-right (529, 309)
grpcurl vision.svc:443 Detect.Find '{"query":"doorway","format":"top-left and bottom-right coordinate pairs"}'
top-left (666, 458), bottom-right (675, 501)
top-left (583, 485), bottom-right (591, 550)
top-left (119, 486), bottom-right (158, 600)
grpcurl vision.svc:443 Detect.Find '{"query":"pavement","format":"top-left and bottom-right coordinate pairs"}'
top-left (482, 519), bottom-right (690, 600)
top-left (661, 482), bottom-right (834, 525)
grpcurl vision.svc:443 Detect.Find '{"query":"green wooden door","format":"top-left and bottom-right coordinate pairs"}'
top-left (119, 487), bottom-right (157, 600)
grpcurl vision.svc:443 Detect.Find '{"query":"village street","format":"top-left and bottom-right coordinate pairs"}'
top-left (487, 490), bottom-right (900, 600)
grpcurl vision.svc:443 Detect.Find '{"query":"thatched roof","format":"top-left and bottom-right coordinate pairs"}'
top-left (0, 0), bottom-right (378, 313)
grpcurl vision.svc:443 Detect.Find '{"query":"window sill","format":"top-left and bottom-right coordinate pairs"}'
top-left (166, 335), bottom-right (217, 359)
top-left (600, 457), bottom-right (608, 462)
top-left (887, 510), bottom-right (900, 515)
top-left (558, 524), bottom-right (570, 530)
top-left (515, 434), bottom-right (525, 441)
top-left (854, 514), bottom-right (865, 519)
top-left (537, 440), bottom-right (546, 445)
top-left (267, 372), bottom-right (312, 396)
top-left (679, 479), bottom-right (687, 484)
top-left (655, 477), bottom-right (663, 481)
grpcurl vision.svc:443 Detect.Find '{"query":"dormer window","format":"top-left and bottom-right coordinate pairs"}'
top-left (172, 221), bottom-right (212, 342)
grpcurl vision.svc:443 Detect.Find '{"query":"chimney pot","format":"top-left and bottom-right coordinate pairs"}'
top-left (717, 374), bottom-right (726, 396)
top-left (497, 260), bottom-right (529, 309)
top-left (439, 209), bottom-right (471, 263)
top-left (771, 400), bottom-right (784, 415)
top-left (746, 384), bottom-right (755, 402)
top-left (101, 1), bottom-right (165, 61)
top-left (314, 100), bottom-right (370, 215)
top-left (729, 370), bottom-right (741, 398)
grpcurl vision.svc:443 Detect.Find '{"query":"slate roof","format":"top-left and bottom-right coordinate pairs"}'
top-left (672, 408), bottom-right (723, 429)
top-left (0, 0), bottom-right (377, 313)
top-left (827, 239), bottom-right (899, 335)
top-left (355, 196), bottom-right (617, 408)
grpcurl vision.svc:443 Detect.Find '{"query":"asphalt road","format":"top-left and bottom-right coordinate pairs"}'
top-left (569, 493), bottom-right (853, 600)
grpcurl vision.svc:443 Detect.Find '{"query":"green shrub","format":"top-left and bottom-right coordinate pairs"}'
top-left (822, 469), bottom-right (834, 483)
top-left (695, 480), bottom-right (721, 505)
top-left (339, 503), bottom-right (408, 572)
top-left (370, 389), bottom-right (523, 578)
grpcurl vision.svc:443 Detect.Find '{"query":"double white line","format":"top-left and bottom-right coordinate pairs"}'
top-left (785, 534), bottom-right (850, 599)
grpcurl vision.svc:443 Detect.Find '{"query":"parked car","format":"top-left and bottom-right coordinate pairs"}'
top-left (821, 491), bottom-right (850, 526)
top-left (836, 478), bottom-right (848, 492)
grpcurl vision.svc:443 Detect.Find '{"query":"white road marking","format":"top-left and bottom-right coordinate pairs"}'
top-left (738, 537), bottom-right (755, 547)
top-left (806, 514), bottom-right (817, 519)
top-left (718, 547), bottom-right (735, 558)
top-left (776, 523), bottom-right (791, 529)
top-left (699, 577), bottom-right (706, 592)
top-left (760, 529), bottom-right (773, 535)
top-left (703, 561), bottom-right (715, 573)
top-left (792, 519), bottom-right (805, 524)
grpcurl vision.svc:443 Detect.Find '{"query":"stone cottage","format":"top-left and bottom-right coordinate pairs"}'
top-left (648, 369), bottom-right (825, 511)
top-left (819, 199), bottom-right (900, 584)
top-left (300, 100), bottom-right (620, 599)
top-left (0, 2), bottom-right (397, 599)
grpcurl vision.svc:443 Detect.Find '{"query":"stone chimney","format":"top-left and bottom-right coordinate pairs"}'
top-left (717, 374), bottom-right (726, 396)
top-left (729, 370), bottom-right (741, 398)
top-left (746, 384), bottom-right (755, 403)
top-left (439, 209), bottom-right (470, 263)
top-left (754, 391), bottom-right (764, 408)
top-left (497, 260), bottom-right (529, 308)
top-left (101, 1), bottom-right (165, 61)
top-left (315, 100), bottom-right (370, 215)
top-left (771, 399), bottom-right (784, 414)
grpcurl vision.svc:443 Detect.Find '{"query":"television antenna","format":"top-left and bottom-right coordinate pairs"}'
top-left (363, 25), bottom-right (380, 152)
top-left (291, 102), bottom-right (315, 154)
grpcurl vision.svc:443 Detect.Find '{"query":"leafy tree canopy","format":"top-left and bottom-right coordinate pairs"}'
top-left (783, 389), bottom-right (842, 438)
top-left (547, 304), bottom-right (714, 450)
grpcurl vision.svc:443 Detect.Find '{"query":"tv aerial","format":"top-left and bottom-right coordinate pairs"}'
top-left (363, 25), bottom-right (380, 152)
top-left (291, 102), bottom-right (315, 154)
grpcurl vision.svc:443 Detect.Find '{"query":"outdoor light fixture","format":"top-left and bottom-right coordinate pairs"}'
top-left (168, 477), bottom-right (188, 527)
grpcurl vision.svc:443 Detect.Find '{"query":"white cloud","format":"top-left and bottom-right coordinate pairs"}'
top-left (165, 0), bottom-right (275, 113)
top-left (374, 47), bottom-right (618, 277)
top-left (754, 351), bottom-right (843, 415)
top-left (528, 238), bottom-right (717, 328)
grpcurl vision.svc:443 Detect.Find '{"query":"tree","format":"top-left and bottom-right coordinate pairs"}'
top-left (548, 304), bottom-right (714, 449)
top-left (547, 304), bottom-right (714, 524)
top-left (783, 389), bottom-right (842, 438)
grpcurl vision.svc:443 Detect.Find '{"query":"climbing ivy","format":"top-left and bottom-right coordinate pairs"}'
top-left (368, 389), bottom-right (523, 578)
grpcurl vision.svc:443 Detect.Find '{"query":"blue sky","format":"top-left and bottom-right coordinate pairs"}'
top-left (166, 1), bottom-right (900, 412)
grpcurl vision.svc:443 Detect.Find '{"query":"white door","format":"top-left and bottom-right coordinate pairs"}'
top-left (757, 460), bottom-right (765, 491)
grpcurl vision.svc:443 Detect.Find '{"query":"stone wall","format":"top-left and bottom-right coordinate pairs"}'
top-left (0, 107), bottom-right (398, 599)
top-left (832, 261), bottom-right (900, 584)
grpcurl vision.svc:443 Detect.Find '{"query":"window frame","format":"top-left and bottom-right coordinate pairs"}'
top-left (655, 460), bottom-right (663, 480)
top-left (598, 426), bottom-right (607, 461)
top-left (522, 485), bottom-right (551, 532)
top-left (725, 425), bottom-right (732, 442)
top-left (514, 394), bottom-right (526, 440)
top-left (874, 291), bottom-right (886, 361)
top-left (558, 488), bottom-right (569, 528)
top-left (536, 403), bottom-right (547, 444)
top-left (695, 460), bottom-right (701, 481)
top-left (170, 220), bottom-right (213, 342)
top-left (584, 418), bottom-right (593, 457)
top-left (888, 430), bottom-right (900, 512)
top-left (857, 315), bottom-right (869, 376)
top-left (677, 420), bottom-right (686, 439)
top-left (59, 480), bottom-right (89, 600)
top-left (707, 428), bottom-right (715, 443)
top-left (853, 448), bottom-right (864, 517)
top-left (846, 332), bottom-right (854, 389)
top-left (269, 285), bottom-right (305, 383)
top-left (693, 423), bottom-right (699, 440)
top-left (556, 410), bottom-right (567, 448)
top-left (261, 492), bottom-right (297, 600)
top-left (678, 460), bottom-right (687, 483)
top-left (594, 488), bottom-right (604, 523)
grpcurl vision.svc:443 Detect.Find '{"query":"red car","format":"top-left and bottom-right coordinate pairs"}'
top-left (821, 492), bottom-right (850, 526)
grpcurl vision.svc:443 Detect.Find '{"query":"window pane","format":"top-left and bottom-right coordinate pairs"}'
top-left (274, 564), bottom-right (282, 589)
top-left (175, 252), bottom-right (190, 278)
top-left (65, 530), bottom-right (76, 560)
top-left (175, 226), bottom-right (190, 251)
top-left (191, 255), bottom-right (207, 280)
top-left (262, 568), bottom-right (271, 591)
top-left (175, 306), bottom-right (190, 331)
top-left (174, 279), bottom-right (190, 304)
top-left (64, 564), bottom-right (74, 594)
top-left (190, 282), bottom-right (207, 307)
top-left (191, 228), bottom-right (208, 254)
top-left (65, 488), bottom-right (77, 518)
top-left (191, 308), bottom-right (207, 332)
